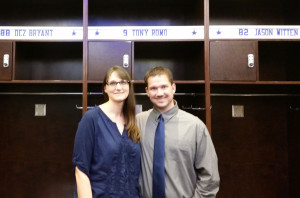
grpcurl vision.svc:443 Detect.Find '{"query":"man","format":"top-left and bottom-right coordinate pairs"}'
top-left (136, 66), bottom-right (220, 198)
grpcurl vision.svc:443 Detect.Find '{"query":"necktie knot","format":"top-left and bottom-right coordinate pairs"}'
top-left (158, 114), bottom-right (164, 122)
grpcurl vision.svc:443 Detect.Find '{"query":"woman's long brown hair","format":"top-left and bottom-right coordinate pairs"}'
top-left (102, 65), bottom-right (140, 143)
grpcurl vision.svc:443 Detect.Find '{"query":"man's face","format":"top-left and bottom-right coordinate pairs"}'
top-left (146, 74), bottom-right (176, 113)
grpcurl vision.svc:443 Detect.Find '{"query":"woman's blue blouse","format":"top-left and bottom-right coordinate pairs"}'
top-left (72, 107), bottom-right (140, 198)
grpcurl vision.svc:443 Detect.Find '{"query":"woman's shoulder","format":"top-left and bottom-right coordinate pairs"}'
top-left (81, 106), bottom-right (101, 120)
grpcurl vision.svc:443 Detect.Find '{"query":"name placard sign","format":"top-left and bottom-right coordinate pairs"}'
top-left (0, 26), bottom-right (83, 40)
top-left (210, 25), bottom-right (300, 40)
top-left (0, 26), bottom-right (204, 41)
top-left (88, 26), bottom-right (204, 41)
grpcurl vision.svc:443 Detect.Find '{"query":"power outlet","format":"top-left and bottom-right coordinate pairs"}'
top-left (232, 105), bottom-right (244, 118)
top-left (35, 104), bottom-right (46, 116)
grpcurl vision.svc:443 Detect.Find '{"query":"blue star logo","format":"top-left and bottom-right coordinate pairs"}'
top-left (217, 30), bottom-right (221, 35)
top-left (192, 30), bottom-right (197, 35)
top-left (95, 30), bottom-right (99, 36)
top-left (72, 31), bottom-right (76, 36)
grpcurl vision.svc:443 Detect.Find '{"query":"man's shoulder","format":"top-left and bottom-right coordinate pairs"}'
top-left (178, 109), bottom-right (206, 125)
top-left (136, 109), bottom-right (152, 120)
top-left (178, 109), bottom-right (198, 119)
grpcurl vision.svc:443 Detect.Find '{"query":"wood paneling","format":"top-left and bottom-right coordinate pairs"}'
top-left (259, 42), bottom-right (300, 81)
top-left (0, 42), bottom-right (13, 81)
top-left (88, 41), bottom-right (132, 81)
top-left (210, 41), bottom-right (258, 81)
top-left (14, 42), bottom-right (82, 81)
top-left (288, 98), bottom-right (300, 198)
top-left (211, 96), bottom-right (290, 198)
top-left (0, 93), bottom-right (82, 197)
top-left (134, 42), bottom-right (204, 81)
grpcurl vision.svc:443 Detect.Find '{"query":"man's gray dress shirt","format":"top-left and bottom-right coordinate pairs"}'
top-left (136, 103), bottom-right (220, 198)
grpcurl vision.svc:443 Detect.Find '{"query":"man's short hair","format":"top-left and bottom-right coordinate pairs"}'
top-left (144, 66), bottom-right (174, 87)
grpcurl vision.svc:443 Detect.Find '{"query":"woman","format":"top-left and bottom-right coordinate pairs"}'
top-left (72, 66), bottom-right (141, 198)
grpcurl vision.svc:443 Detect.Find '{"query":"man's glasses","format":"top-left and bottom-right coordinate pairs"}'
top-left (106, 80), bottom-right (130, 88)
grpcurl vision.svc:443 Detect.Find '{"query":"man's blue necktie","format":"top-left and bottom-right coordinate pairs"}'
top-left (153, 114), bottom-right (165, 198)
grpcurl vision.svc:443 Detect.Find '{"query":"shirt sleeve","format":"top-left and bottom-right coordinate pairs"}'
top-left (72, 111), bottom-right (95, 177)
top-left (193, 122), bottom-right (220, 198)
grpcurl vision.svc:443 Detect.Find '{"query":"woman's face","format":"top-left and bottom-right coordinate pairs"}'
top-left (104, 71), bottom-right (130, 103)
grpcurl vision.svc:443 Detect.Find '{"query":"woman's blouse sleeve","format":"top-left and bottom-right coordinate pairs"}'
top-left (72, 111), bottom-right (95, 177)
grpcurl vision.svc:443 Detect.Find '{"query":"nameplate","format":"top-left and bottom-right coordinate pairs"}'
top-left (0, 26), bottom-right (204, 41)
top-left (88, 26), bottom-right (204, 41)
top-left (210, 25), bottom-right (300, 39)
top-left (0, 26), bottom-right (83, 40)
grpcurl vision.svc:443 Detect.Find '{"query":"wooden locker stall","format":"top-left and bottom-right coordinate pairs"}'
top-left (0, 0), bottom-right (83, 197)
top-left (210, 0), bottom-right (300, 197)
